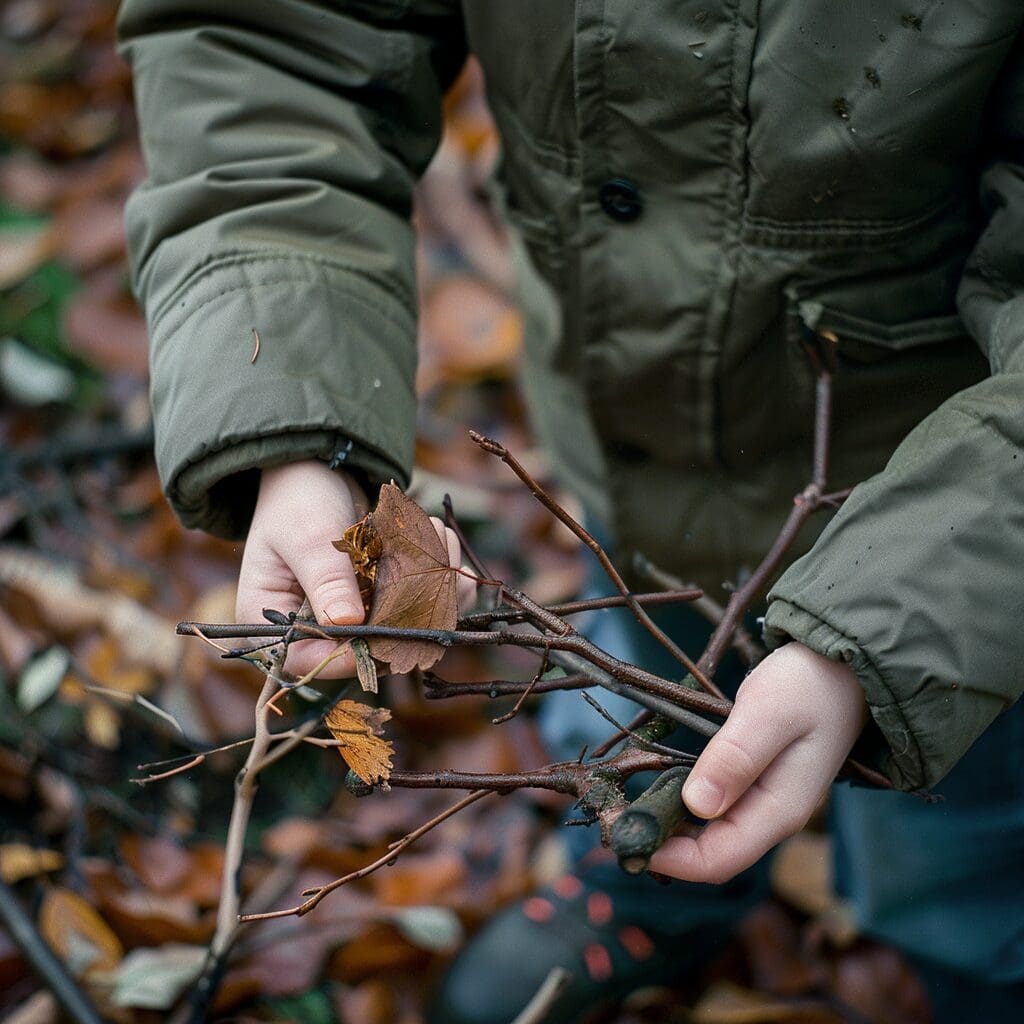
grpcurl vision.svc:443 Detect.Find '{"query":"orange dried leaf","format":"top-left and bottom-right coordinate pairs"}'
top-left (334, 516), bottom-right (382, 584)
top-left (39, 887), bottom-right (123, 977)
top-left (0, 844), bottom-right (63, 884)
top-left (325, 700), bottom-right (394, 786)
top-left (365, 484), bottom-right (458, 674)
top-left (334, 515), bottom-right (382, 613)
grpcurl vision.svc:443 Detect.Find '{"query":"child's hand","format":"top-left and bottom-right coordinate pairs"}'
top-left (235, 461), bottom-right (466, 679)
top-left (649, 642), bottom-right (868, 883)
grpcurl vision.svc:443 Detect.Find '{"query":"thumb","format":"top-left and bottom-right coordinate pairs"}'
top-left (289, 540), bottom-right (365, 626)
top-left (682, 691), bottom-right (800, 820)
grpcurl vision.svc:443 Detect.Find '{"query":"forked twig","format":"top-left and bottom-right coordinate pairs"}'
top-left (240, 790), bottom-right (494, 921)
top-left (469, 430), bottom-right (726, 700)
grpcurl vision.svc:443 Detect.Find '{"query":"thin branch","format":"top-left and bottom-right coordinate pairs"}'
top-left (0, 878), bottom-right (104, 1024)
top-left (591, 708), bottom-right (653, 759)
top-left (178, 620), bottom-right (733, 720)
top-left (132, 754), bottom-right (205, 785)
top-left (422, 672), bottom-right (590, 700)
top-left (632, 555), bottom-right (764, 666)
top-left (380, 745), bottom-right (690, 794)
top-left (178, 657), bottom-right (283, 1024)
top-left (580, 691), bottom-right (695, 762)
top-left (697, 345), bottom-right (838, 680)
top-left (491, 653), bottom-right (548, 724)
top-left (459, 588), bottom-right (702, 628)
top-left (545, 648), bottom-right (721, 738)
top-left (511, 968), bottom-right (572, 1024)
top-left (442, 492), bottom-right (493, 581)
top-left (137, 736), bottom-right (257, 774)
top-left (468, 431), bottom-right (725, 699)
top-left (240, 790), bottom-right (494, 921)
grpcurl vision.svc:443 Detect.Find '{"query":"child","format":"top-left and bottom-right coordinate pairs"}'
top-left (118, 2), bottom-right (1024, 1021)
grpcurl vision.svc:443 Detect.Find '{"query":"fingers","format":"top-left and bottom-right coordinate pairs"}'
top-left (237, 462), bottom-right (366, 679)
top-left (649, 736), bottom-right (825, 883)
top-left (648, 645), bottom-right (869, 884)
top-left (430, 516), bottom-right (478, 612)
top-left (681, 678), bottom-right (806, 820)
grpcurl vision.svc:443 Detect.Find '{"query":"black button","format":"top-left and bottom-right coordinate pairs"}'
top-left (599, 179), bottom-right (643, 222)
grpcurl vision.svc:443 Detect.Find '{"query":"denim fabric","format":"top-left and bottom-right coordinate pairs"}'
top-left (539, 552), bottom-right (1024, 1020)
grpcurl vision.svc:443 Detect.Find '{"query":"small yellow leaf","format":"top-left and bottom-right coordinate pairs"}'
top-left (85, 700), bottom-right (121, 750)
top-left (325, 700), bottom-right (394, 786)
top-left (0, 844), bottom-right (63, 884)
top-left (40, 887), bottom-right (123, 977)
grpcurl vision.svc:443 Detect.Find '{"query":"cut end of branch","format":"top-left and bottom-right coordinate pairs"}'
top-left (468, 430), bottom-right (505, 456)
top-left (618, 855), bottom-right (650, 876)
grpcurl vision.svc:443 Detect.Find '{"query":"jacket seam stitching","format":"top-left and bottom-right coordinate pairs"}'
top-left (775, 596), bottom-right (924, 783)
top-left (956, 406), bottom-right (1022, 452)
top-left (170, 424), bottom-right (406, 504)
top-left (151, 252), bottom-right (415, 331)
top-left (154, 268), bottom-right (413, 341)
top-left (742, 196), bottom-right (959, 237)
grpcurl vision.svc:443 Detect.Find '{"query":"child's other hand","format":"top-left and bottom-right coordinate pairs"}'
top-left (649, 642), bottom-right (868, 883)
top-left (235, 461), bottom-right (467, 679)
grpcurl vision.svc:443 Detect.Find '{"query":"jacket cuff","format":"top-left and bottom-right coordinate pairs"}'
top-left (148, 254), bottom-right (417, 538)
top-left (173, 431), bottom-right (405, 539)
top-left (763, 598), bottom-right (922, 790)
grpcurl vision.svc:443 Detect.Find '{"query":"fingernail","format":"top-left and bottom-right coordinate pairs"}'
top-left (684, 776), bottom-right (724, 818)
top-left (322, 603), bottom-right (361, 625)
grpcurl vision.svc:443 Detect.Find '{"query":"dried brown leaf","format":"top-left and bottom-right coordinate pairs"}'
top-left (39, 887), bottom-right (123, 977)
top-left (325, 700), bottom-right (394, 786)
top-left (365, 483), bottom-right (458, 674)
top-left (0, 547), bottom-right (178, 674)
top-left (334, 515), bottom-right (382, 583)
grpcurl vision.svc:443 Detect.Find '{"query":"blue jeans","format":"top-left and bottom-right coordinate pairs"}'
top-left (539, 568), bottom-right (1024, 1020)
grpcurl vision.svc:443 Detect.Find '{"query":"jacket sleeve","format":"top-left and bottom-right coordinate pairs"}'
top-left (763, 37), bottom-right (1024, 792)
top-left (117, 0), bottom-right (466, 537)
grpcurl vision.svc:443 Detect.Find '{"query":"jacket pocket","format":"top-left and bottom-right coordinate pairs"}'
top-left (788, 297), bottom-right (989, 491)
top-left (796, 300), bottom-right (968, 363)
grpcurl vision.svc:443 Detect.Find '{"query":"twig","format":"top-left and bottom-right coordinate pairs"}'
top-left (511, 967), bottom-right (572, 1024)
top-left (458, 589), bottom-right (702, 628)
top-left (178, 621), bottom-right (733, 720)
top-left (697, 338), bottom-right (839, 680)
top-left (241, 790), bottom-right (494, 921)
top-left (179, 658), bottom-right (283, 1024)
top-left (491, 653), bottom-right (548, 724)
top-left (375, 744), bottom-right (690, 795)
top-left (469, 430), bottom-right (725, 699)
top-left (422, 672), bottom-right (590, 700)
top-left (632, 555), bottom-right (764, 666)
top-left (610, 765), bottom-right (693, 875)
top-left (137, 736), bottom-right (257, 774)
top-left (579, 692), bottom-right (695, 761)
top-left (442, 492), bottom-right (493, 581)
top-left (545, 649), bottom-right (721, 738)
top-left (0, 878), bottom-right (104, 1024)
top-left (132, 753), bottom-right (206, 784)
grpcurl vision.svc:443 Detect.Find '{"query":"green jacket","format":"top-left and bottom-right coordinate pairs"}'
top-left (118, 1), bottom-right (1024, 792)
